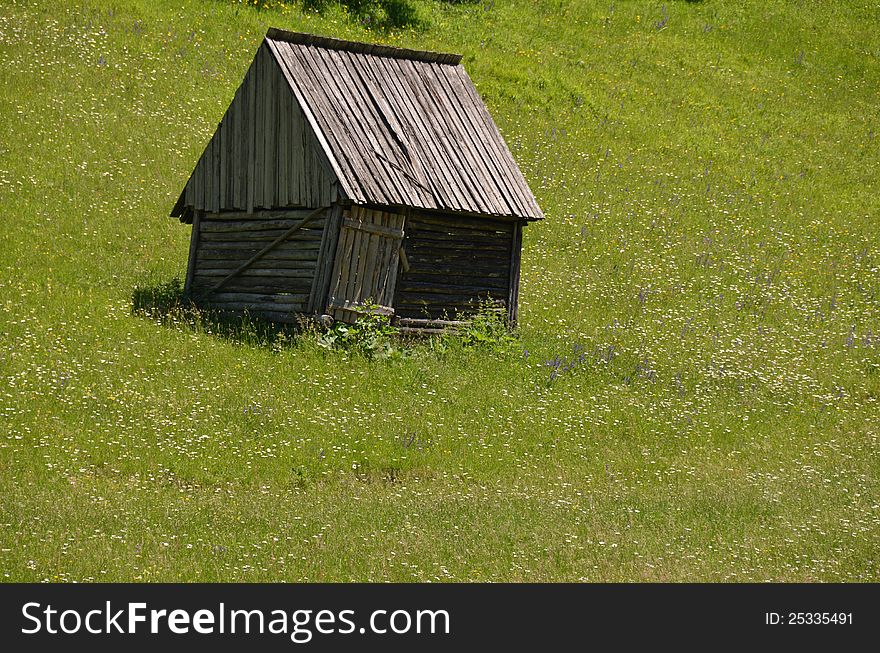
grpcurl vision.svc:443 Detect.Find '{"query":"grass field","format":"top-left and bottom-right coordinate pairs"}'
top-left (1, 0), bottom-right (878, 581)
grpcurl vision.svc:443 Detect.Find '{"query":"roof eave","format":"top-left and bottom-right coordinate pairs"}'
top-left (265, 28), bottom-right (463, 66)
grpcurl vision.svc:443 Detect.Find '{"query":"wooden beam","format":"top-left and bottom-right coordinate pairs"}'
top-left (395, 317), bottom-right (468, 329)
top-left (508, 220), bottom-right (523, 327)
top-left (342, 216), bottom-right (405, 239)
top-left (308, 203), bottom-right (342, 314)
top-left (211, 207), bottom-right (326, 292)
top-left (398, 246), bottom-right (410, 273)
top-left (327, 298), bottom-right (394, 316)
top-left (183, 210), bottom-right (202, 298)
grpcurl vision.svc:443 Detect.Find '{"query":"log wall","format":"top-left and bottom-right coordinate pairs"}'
top-left (187, 208), bottom-right (327, 322)
top-left (184, 205), bottom-right (525, 328)
top-left (393, 210), bottom-right (516, 322)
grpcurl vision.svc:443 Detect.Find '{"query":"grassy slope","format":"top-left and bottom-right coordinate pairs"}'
top-left (1, 0), bottom-right (878, 581)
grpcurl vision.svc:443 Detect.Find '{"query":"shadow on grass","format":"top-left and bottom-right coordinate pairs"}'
top-left (131, 276), bottom-right (308, 349)
top-left (131, 277), bottom-right (512, 359)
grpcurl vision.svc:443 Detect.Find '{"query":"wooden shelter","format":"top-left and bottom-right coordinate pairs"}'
top-left (171, 29), bottom-right (543, 332)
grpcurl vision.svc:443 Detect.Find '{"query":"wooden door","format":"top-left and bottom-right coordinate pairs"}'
top-left (326, 206), bottom-right (406, 323)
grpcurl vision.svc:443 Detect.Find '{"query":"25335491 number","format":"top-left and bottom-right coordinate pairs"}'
top-left (765, 612), bottom-right (853, 625)
top-left (790, 613), bottom-right (852, 625)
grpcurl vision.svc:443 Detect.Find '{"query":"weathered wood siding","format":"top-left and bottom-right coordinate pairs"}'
top-left (188, 208), bottom-right (327, 322)
top-left (394, 211), bottom-right (515, 322)
top-left (180, 44), bottom-right (335, 218)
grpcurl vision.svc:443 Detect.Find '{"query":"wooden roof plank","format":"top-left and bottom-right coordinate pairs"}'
top-left (294, 44), bottom-right (397, 203)
top-left (280, 42), bottom-right (385, 202)
top-left (320, 47), bottom-right (415, 205)
top-left (380, 56), bottom-right (471, 212)
top-left (449, 64), bottom-right (543, 218)
top-left (337, 49), bottom-right (438, 208)
top-left (371, 56), bottom-right (460, 210)
top-left (433, 64), bottom-right (525, 216)
top-left (416, 63), bottom-right (510, 215)
top-left (435, 65), bottom-right (526, 214)
top-left (394, 57), bottom-right (489, 214)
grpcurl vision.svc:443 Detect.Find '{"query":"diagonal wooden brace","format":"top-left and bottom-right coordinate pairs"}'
top-left (211, 206), bottom-right (327, 292)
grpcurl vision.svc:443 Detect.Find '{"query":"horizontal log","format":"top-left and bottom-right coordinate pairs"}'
top-left (404, 230), bottom-right (508, 246)
top-left (196, 268), bottom-right (315, 281)
top-left (397, 281), bottom-right (507, 295)
top-left (192, 275), bottom-right (313, 290)
top-left (405, 229), bottom-right (510, 243)
top-left (404, 258), bottom-right (509, 273)
top-left (405, 254), bottom-right (508, 267)
top-left (403, 234), bottom-right (510, 255)
top-left (395, 294), bottom-right (506, 305)
top-left (406, 238), bottom-right (510, 251)
top-left (196, 282), bottom-right (311, 295)
top-left (197, 242), bottom-right (322, 255)
top-left (395, 308), bottom-right (505, 321)
top-left (400, 279), bottom-right (507, 294)
top-left (197, 248), bottom-right (320, 262)
top-left (411, 211), bottom-right (516, 231)
top-left (207, 292), bottom-right (310, 304)
top-left (395, 317), bottom-right (469, 328)
top-left (196, 258), bottom-right (318, 271)
top-left (397, 326), bottom-right (446, 335)
top-left (405, 244), bottom-right (509, 257)
top-left (203, 208), bottom-right (324, 221)
top-left (395, 292), bottom-right (506, 307)
top-left (395, 307), bottom-right (469, 320)
top-left (405, 264), bottom-right (509, 279)
top-left (400, 266), bottom-right (509, 279)
top-left (406, 221), bottom-right (512, 237)
top-left (200, 217), bottom-right (326, 233)
top-left (199, 229), bottom-right (324, 242)
top-left (200, 306), bottom-right (305, 324)
top-left (200, 300), bottom-right (305, 313)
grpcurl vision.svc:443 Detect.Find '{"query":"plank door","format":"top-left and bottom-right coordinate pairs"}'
top-left (326, 206), bottom-right (406, 323)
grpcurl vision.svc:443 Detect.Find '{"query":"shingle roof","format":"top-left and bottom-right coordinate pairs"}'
top-left (264, 29), bottom-right (543, 220)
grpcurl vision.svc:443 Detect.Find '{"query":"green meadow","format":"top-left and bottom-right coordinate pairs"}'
top-left (1, 0), bottom-right (878, 581)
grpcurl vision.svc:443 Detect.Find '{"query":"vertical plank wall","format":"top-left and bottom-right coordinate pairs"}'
top-left (182, 44), bottom-right (335, 215)
top-left (179, 42), bottom-right (341, 323)
top-left (325, 206), bottom-right (406, 323)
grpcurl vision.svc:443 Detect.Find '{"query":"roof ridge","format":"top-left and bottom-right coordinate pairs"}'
top-left (265, 28), bottom-right (462, 66)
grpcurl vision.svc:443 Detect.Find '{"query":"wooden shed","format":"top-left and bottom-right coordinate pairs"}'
top-left (171, 29), bottom-right (543, 332)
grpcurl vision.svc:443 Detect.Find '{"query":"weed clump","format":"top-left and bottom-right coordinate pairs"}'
top-left (313, 301), bottom-right (518, 359)
top-left (316, 302), bottom-right (400, 359)
top-left (450, 301), bottom-right (517, 352)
